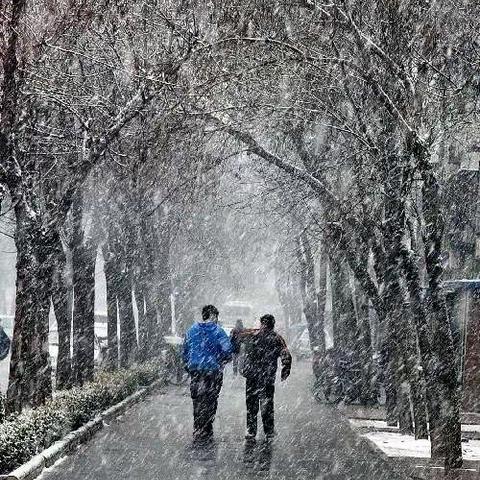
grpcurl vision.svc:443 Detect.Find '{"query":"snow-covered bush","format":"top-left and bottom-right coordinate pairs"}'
top-left (0, 360), bottom-right (163, 474)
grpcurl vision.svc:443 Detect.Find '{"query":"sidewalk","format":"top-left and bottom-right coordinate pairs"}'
top-left (345, 407), bottom-right (480, 479)
top-left (40, 362), bottom-right (406, 480)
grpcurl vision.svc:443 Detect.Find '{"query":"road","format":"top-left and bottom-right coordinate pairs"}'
top-left (41, 362), bottom-right (406, 480)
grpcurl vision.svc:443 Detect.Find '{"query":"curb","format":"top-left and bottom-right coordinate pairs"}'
top-left (332, 405), bottom-right (412, 479)
top-left (358, 435), bottom-right (429, 479)
top-left (359, 432), bottom-right (412, 478)
top-left (2, 378), bottom-right (165, 480)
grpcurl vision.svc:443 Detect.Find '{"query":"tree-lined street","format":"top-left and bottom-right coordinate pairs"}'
top-left (1, 0), bottom-right (480, 477)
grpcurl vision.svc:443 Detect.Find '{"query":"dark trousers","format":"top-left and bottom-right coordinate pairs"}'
top-left (190, 371), bottom-right (223, 439)
top-left (246, 377), bottom-right (275, 436)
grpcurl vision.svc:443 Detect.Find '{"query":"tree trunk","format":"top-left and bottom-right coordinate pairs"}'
top-left (330, 253), bottom-right (356, 354)
top-left (118, 268), bottom-right (136, 368)
top-left (275, 271), bottom-right (292, 338)
top-left (399, 247), bottom-right (431, 439)
top-left (382, 324), bottom-right (399, 427)
top-left (144, 292), bottom-right (158, 358)
top-left (6, 221), bottom-right (54, 413)
top-left (155, 268), bottom-right (171, 344)
top-left (379, 146), bottom-right (411, 429)
top-left (396, 304), bottom-right (414, 435)
top-left (137, 217), bottom-right (159, 359)
top-left (397, 380), bottom-right (414, 435)
top-left (317, 247), bottom-right (328, 348)
top-left (297, 233), bottom-right (325, 356)
top-left (52, 242), bottom-right (73, 389)
top-left (135, 286), bottom-right (147, 361)
top-left (71, 195), bottom-right (97, 386)
top-left (154, 230), bottom-right (172, 348)
top-left (103, 214), bottom-right (138, 369)
top-left (400, 300), bottom-right (428, 439)
top-left (275, 270), bottom-right (303, 343)
top-left (354, 286), bottom-right (378, 405)
top-left (72, 242), bottom-right (96, 385)
top-left (417, 143), bottom-right (462, 469)
top-left (103, 245), bottom-right (119, 370)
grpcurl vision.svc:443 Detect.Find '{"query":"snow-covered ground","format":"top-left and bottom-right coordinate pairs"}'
top-left (363, 431), bottom-right (480, 462)
top-left (349, 419), bottom-right (480, 462)
top-left (364, 431), bottom-right (432, 458)
top-left (350, 419), bottom-right (480, 434)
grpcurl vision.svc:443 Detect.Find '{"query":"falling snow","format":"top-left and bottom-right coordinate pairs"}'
top-left (1, 1), bottom-right (480, 479)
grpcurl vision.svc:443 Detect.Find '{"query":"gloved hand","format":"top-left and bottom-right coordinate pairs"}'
top-left (281, 368), bottom-right (290, 382)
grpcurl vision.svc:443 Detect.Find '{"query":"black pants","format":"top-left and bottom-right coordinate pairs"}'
top-left (190, 371), bottom-right (223, 439)
top-left (246, 377), bottom-right (275, 436)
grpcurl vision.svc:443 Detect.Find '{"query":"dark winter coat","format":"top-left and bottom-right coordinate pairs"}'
top-left (232, 328), bottom-right (292, 384)
top-left (229, 326), bottom-right (244, 343)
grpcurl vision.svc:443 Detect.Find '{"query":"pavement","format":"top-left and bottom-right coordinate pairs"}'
top-left (39, 361), bottom-right (406, 480)
top-left (348, 415), bottom-right (480, 479)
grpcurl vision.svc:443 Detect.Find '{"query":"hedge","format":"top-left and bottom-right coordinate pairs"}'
top-left (0, 360), bottom-right (163, 474)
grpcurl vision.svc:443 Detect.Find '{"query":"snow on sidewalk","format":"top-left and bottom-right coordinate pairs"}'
top-left (349, 420), bottom-right (480, 461)
top-left (350, 418), bottom-right (480, 435)
top-left (345, 418), bottom-right (480, 478)
top-left (363, 431), bottom-right (431, 458)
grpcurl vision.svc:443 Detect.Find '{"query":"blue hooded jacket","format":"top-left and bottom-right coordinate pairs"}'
top-left (183, 322), bottom-right (232, 372)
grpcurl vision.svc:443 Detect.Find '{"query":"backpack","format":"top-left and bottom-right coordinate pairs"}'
top-left (0, 327), bottom-right (11, 361)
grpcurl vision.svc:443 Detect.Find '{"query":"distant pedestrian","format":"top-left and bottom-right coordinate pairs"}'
top-left (230, 319), bottom-right (245, 376)
top-left (232, 314), bottom-right (292, 440)
top-left (183, 305), bottom-right (232, 444)
top-left (0, 324), bottom-right (11, 361)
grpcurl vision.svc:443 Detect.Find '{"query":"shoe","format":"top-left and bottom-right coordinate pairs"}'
top-left (265, 431), bottom-right (277, 440)
top-left (193, 431), bottom-right (213, 445)
top-left (245, 432), bottom-right (256, 440)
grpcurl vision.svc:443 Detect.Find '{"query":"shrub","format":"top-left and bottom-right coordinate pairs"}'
top-left (0, 360), bottom-right (162, 474)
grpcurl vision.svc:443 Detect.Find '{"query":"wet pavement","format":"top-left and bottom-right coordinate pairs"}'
top-left (41, 362), bottom-right (407, 480)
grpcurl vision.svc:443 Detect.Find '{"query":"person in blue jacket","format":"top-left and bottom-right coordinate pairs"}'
top-left (183, 304), bottom-right (232, 443)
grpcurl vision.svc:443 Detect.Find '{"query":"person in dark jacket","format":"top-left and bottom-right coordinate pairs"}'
top-left (183, 304), bottom-right (232, 443)
top-left (230, 319), bottom-right (244, 376)
top-left (232, 314), bottom-right (292, 440)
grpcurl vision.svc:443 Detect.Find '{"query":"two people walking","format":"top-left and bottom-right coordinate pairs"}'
top-left (182, 305), bottom-right (292, 444)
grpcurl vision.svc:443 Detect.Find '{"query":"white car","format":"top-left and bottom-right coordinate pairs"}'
top-left (221, 301), bottom-right (253, 328)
